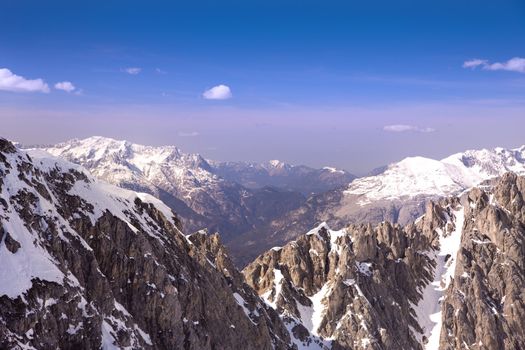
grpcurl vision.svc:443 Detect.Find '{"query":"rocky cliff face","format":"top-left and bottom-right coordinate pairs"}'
top-left (0, 139), bottom-right (294, 350)
top-left (438, 173), bottom-right (525, 349)
top-left (243, 173), bottom-right (525, 349)
top-left (243, 219), bottom-right (435, 349)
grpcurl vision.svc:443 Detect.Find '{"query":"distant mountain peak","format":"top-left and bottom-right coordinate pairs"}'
top-left (345, 145), bottom-right (525, 205)
top-left (322, 166), bottom-right (345, 174)
top-left (268, 159), bottom-right (284, 167)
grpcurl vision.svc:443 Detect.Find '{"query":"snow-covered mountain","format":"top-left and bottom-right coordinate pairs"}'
top-left (0, 138), bottom-right (295, 349)
top-left (230, 145), bottom-right (525, 264)
top-left (345, 146), bottom-right (525, 204)
top-left (210, 159), bottom-right (355, 195)
top-left (41, 136), bottom-right (306, 242)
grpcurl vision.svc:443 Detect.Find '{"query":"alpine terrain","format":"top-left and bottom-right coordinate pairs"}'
top-left (210, 160), bottom-right (355, 195)
top-left (0, 139), bottom-right (295, 349)
top-left (3, 0), bottom-right (523, 348)
top-left (243, 172), bottom-right (525, 349)
top-left (2, 136), bottom-right (524, 349)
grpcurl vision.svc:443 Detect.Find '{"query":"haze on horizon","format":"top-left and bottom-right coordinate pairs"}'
top-left (1, 0), bottom-right (524, 175)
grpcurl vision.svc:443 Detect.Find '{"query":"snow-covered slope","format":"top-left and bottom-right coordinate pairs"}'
top-left (345, 146), bottom-right (525, 204)
top-left (42, 136), bottom-right (216, 201)
top-left (0, 147), bottom-right (179, 299)
top-left (41, 136), bottom-right (306, 242)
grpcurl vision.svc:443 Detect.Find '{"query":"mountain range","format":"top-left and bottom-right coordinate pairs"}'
top-left (243, 172), bottom-right (525, 349)
top-left (210, 159), bottom-right (356, 195)
top-left (230, 145), bottom-right (525, 264)
top-left (0, 138), bottom-right (295, 349)
top-left (40, 138), bottom-right (525, 266)
top-left (1, 137), bottom-right (524, 349)
top-left (40, 136), bottom-right (353, 262)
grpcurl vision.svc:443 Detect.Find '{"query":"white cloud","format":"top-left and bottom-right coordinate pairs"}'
top-left (178, 131), bottom-right (200, 137)
top-left (462, 59), bottom-right (488, 69)
top-left (202, 84), bottom-right (232, 100)
top-left (418, 127), bottom-right (436, 133)
top-left (383, 124), bottom-right (435, 133)
top-left (463, 57), bottom-right (525, 73)
top-left (54, 81), bottom-right (76, 93)
top-left (0, 68), bottom-right (49, 93)
top-left (485, 57), bottom-right (525, 73)
top-left (123, 67), bottom-right (142, 75)
top-left (155, 68), bottom-right (167, 74)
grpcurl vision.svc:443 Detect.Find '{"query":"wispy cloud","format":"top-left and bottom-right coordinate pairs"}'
top-left (383, 124), bottom-right (436, 133)
top-left (155, 68), bottom-right (167, 74)
top-left (0, 68), bottom-right (49, 93)
top-left (54, 81), bottom-right (76, 93)
top-left (462, 59), bottom-right (488, 69)
top-left (202, 84), bottom-right (232, 100)
top-left (463, 57), bottom-right (525, 73)
top-left (178, 131), bottom-right (200, 137)
top-left (122, 67), bottom-right (142, 75)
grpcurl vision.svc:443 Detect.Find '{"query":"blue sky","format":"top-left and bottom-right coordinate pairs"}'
top-left (1, 0), bottom-right (524, 173)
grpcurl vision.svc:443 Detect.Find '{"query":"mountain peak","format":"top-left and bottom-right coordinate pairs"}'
top-left (345, 145), bottom-right (525, 204)
top-left (322, 166), bottom-right (344, 174)
top-left (267, 159), bottom-right (288, 169)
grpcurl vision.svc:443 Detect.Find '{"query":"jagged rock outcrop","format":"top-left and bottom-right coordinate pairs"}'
top-left (0, 139), bottom-right (295, 350)
top-left (243, 173), bottom-right (525, 349)
top-left (243, 221), bottom-right (436, 349)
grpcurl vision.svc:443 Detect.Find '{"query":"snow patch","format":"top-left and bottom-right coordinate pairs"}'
top-left (413, 206), bottom-right (465, 350)
top-left (261, 268), bottom-right (284, 309)
top-left (356, 262), bottom-right (372, 276)
top-left (233, 292), bottom-right (257, 325)
top-left (309, 282), bottom-right (332, 336)
top-left (100, 320), bottom-right (119, 350)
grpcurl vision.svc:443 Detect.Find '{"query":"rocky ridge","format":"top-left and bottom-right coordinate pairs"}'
top-left (437, 173), bottom-right (525, 349)
top-left (0, 139), bottom-right (295, 350)
top-left (243, 173), bottom-right (525, 349)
